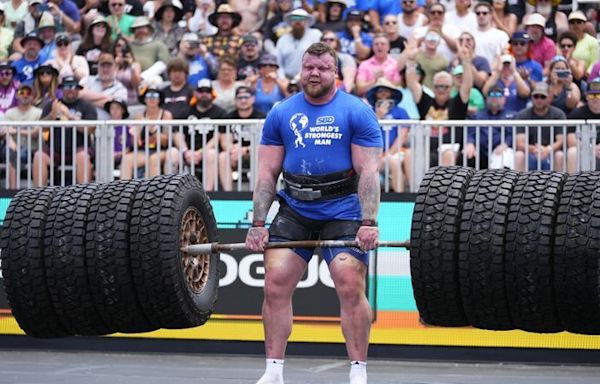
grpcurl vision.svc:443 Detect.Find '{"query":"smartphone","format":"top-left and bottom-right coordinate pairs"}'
top-left (556, 69), bottom-right (571, 78)
top-left (37, 3), bottom-right (49, 12)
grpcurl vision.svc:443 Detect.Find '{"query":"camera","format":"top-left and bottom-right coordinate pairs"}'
top-left (37, 3), bottom-right (49, 12)
top-left (556, 69), bottom-right (571, 78)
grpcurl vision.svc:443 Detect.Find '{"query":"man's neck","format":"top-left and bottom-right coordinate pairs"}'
top-left (533, 106), bottom-right (549, 116)
top-left (17, 104), bottom-right (31, 112)
top-left (456, 8), bottom-right (469, 17)
top-left (196, 103), bottom-right (212, 113)
top-left (170, 82), bottom-right (185, 92)
top-left (305, 87), bottom-right (336, 105)
top-left (478, 24), bottom-right (491, 32)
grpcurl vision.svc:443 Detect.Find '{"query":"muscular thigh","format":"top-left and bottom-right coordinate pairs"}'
top-left (264, 248), bottom-right (308, 292)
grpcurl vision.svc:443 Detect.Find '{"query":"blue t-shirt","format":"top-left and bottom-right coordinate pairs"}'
top-left (516, 59), bottom-right (543, 83)
top-left (378, 105), bottom-right (409, 151)
top-left (187, 55), bottom-right (210, 87)
top-left (496, 79), bottom-right (529, 114)
top-left (255, 78), bottom-right (285, 115)
top-left (59, 0), bottom-right (81, 22)
top-left (468, 109), bottom-right (515, 153)
top-left (261, 91), bottom-right (382, 220)
top-left (13, 56), bottom-right (45, 84)
top-left (337, 30), bottom-right (373, 58)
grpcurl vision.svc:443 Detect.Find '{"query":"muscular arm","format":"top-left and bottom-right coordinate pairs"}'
top-left (352, 144), bottom-right (381, 222)
top-left (252, 144), bottom-right (284, 222)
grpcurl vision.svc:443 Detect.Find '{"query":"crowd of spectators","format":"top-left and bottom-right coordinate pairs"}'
top-left (0, 0), bottom-right (599, 191)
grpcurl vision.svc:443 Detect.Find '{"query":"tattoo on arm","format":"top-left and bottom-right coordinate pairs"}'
top-left (252, 179), bottom-right (277, 222)
top-left (356, 146), bottom-right (381, 221)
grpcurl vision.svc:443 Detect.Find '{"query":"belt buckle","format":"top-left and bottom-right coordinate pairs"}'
top-left (288, 185), bottom-right (322, 201)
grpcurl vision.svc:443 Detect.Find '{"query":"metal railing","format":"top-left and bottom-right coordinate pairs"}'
top-left (1, 119), bottom-right (598, 193)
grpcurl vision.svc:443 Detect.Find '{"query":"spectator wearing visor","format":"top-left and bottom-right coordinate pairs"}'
top-left (508, 30), bottom-right (543, 84)
top-left (0, 62), bottom-right (18, 117)
top-left (337, 9), bottom-right (372, 61)
top-left (219, 85), bottom-right (265, 191)
top-left (34, 75), bottom-right (97, 186)
top-left (237, 34), bottom-right (262, 82)
top-left (13, 31), bottom-right (46, 85)
top-left (466, 86), bottom-right (515, 170)
top-left (275, 8), bottom-right (322, 80)
top-left (0, 83), bottom-right (42, 189)
top-left (514, 82), bottom-right (567, 172)
top-left (252, 53), bottom-right (286, 114)
top-left (178, 33), bottom-right (211, 88)
top-left (45, 33), bottom-right (89, 82)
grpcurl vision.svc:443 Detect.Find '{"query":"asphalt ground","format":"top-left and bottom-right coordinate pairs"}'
top-left (0, 350), bottom-right (598, 384)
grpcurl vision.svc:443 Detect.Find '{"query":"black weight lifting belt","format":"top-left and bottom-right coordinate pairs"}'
top-left (282, 169), bottom-right (358, 201)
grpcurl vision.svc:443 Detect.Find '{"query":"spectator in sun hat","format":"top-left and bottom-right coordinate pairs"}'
top-left (314, 0), bottom-right (348, 33)
top-left (0, 61), bottom-right (18, 117)
top-left (275, 8), bottom-right (322, 79)
top-left (37, 13), bottom-right (58, 62)
top-left (32, 63), bottom-right (59, 109)
top-left (153, 0), bottom-right (186, 57)
top-left (13, 31), bottom-right (45, 84)
top-left (568, 10), bottom-right (600, 74)
top-left (202, 4), bottom-right (243, 58)
top-left (262, 0), bottom-right (294, 49)
top-left (525, 13), bottom-right (557, 68)
top-left (524, 0), bottom-right (568, 41)
top-left (129, 16), bottom-right (169, 73)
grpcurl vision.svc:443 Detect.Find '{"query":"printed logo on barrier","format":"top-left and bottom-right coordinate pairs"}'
top-left (289, 113), bottom-right (309, 148)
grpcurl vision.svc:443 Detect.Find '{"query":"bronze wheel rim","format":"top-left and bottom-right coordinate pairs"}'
top-left (180, 207), bottom-right (210, 294)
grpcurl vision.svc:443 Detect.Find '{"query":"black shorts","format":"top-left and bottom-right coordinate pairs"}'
top-left (268, 199), bottom-right (368, 265)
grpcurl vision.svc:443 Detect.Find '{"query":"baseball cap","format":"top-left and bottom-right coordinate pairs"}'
top-left (425, 32), bottom-right (441, 43)
top-left (60, 75), bottom-right (82, 89)
top-left (196, 78), bottom-right (212, 91)
top-left (182, 32), bottom-right (199, 42)
top-left (55, 33), bottom-right (71, 45)
top-left (345, 9), bottom-right (362, 21)
top-left (451, 65), bottom-right (463, 76)
top-left (501, 54), bottom-right (514, 64)
top-left (235, 85), bottom-right (255, 97)
top-left (587, 77), bottom-right (600, 94)
top-left (531, 82), bottom-right (549, 96)
top-left (241, 34), bottom-right (258, 45)
top-left (487, 87), bottom-right (504, 97)
top-left (510, 31), bottom-right (530, 42)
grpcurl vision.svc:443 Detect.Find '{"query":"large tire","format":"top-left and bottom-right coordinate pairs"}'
top-left (45, 183), bottom-right (112, 336)
top-left (410, 166), bottom-right (473, 327)
top-left (130, 174), bottom-right (219, 329)
top-left (86, 179), bottom-right (155, 334)
top-left (0, 187), bottom-right (68, 338)
top-left (505, 171), bottom-right (565, 333)
top-left (459, 169), bottom-right (517, 330)
top-left (554, 172), bottom-right (600, 335)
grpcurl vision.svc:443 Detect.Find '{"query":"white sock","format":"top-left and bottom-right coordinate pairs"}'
top-left (256, 359), bottom-right (284, 384)
top-left (349, 361), bottom-right (367, 384)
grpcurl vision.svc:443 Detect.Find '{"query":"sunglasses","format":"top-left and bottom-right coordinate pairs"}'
top-left (532, 94), bottom-right (547, 99)
top-left (145, 92), bottom-right (161, 99)
top-left (62, 85), bottom-right (79, 90)
top-left (430, 10), bottom-right (444, 15)
top-left (569, 20), bottom-right (584, 24)
top-left (434, 84), bottom-right (450, 90)
top-left (512, 41), bottom-right (528, 46)
top-left (488, 92), bottom-right (504, 98)
top-left (57, 41), bottom-right (70, 47)
top-left (587, 93), bottom-right (600, 100)
top-left (236, 95), bottom-right (251, 100)
top-left (560, 43), bottom-right (574, 48)
top-left (322, 37), bottom-right (336, 42)
top-left (110, 3), bottom-right (124, 7)
top-left (476, 11), bottom-right (489, 16)
top-left (0, 70), bottom-right (12, 77)
top-left (17, 88), bottom-right (32, 96)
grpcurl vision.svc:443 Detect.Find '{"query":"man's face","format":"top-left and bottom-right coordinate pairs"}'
top-left (279, 0), bottom-right (293, 12)
top-left (133, 26), bottom-right (151, 40)
top-left (169, 69), bottom-right (187, 85)
top-left (457, 0), bottom-right (471, 11)
top-left (109, 0), bottom-right (125, 16)
top-left (290, 18), bottom-right (307, 37)
top-left (23, 40), bottom-right (42, 58)
top-left (458, 34), bottom-right (474, 50)
top-left (62, 86), bottom-right (79, 102)
top-left (98, 61), bottom-right (115, 82)
top-left (182, 40), bottom-right (199, 56)
top-left (217, 14), bottom-right (233, 30)
top-left (329, 3), bottom-right (343, 18)
top-left (569, 18), bottom-right (586, 33)
top-left (401, 0), bottom-right (416, 13)
top-left (486, 93), bottom-right (506, 112)
top-left (428, 6), bottom-right (445, 25)
top-left (532, 92), bottom-right (550, 109)
top-left (511, 39), bottom-right (529, 55)
top-left (301, 53), bottom-right (337, 99)
top-left (526, 25), bottom-right (543, 42)
top-left (195, 88), bottom-right (213, 108)
top-left (241, 42), bottom-right (258, 59)
top-left (475, 6), bottom-right (491, 28)
top-left (17, 87), bottom-right (33, 105)
top-left (372, 37), bottom-right (390, 56)
top-left (235, 91), bottom-right (254, 111)
top-left (433, 75), bottom-right (451, 104)
top-left (586, 92), bottom-right (600, 113)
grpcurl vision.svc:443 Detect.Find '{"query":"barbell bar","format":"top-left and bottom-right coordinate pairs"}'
top-left (183, 240), bottom-right (411, 255)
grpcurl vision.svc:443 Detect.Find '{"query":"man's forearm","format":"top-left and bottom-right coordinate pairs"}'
top-left (252, 178), bottom-right (277, 222)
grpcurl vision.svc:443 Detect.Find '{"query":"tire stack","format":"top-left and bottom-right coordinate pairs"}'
top-left (0, 174), bottom-right (220, 338)
top-left (411, 167), bottom-right (600, 335)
